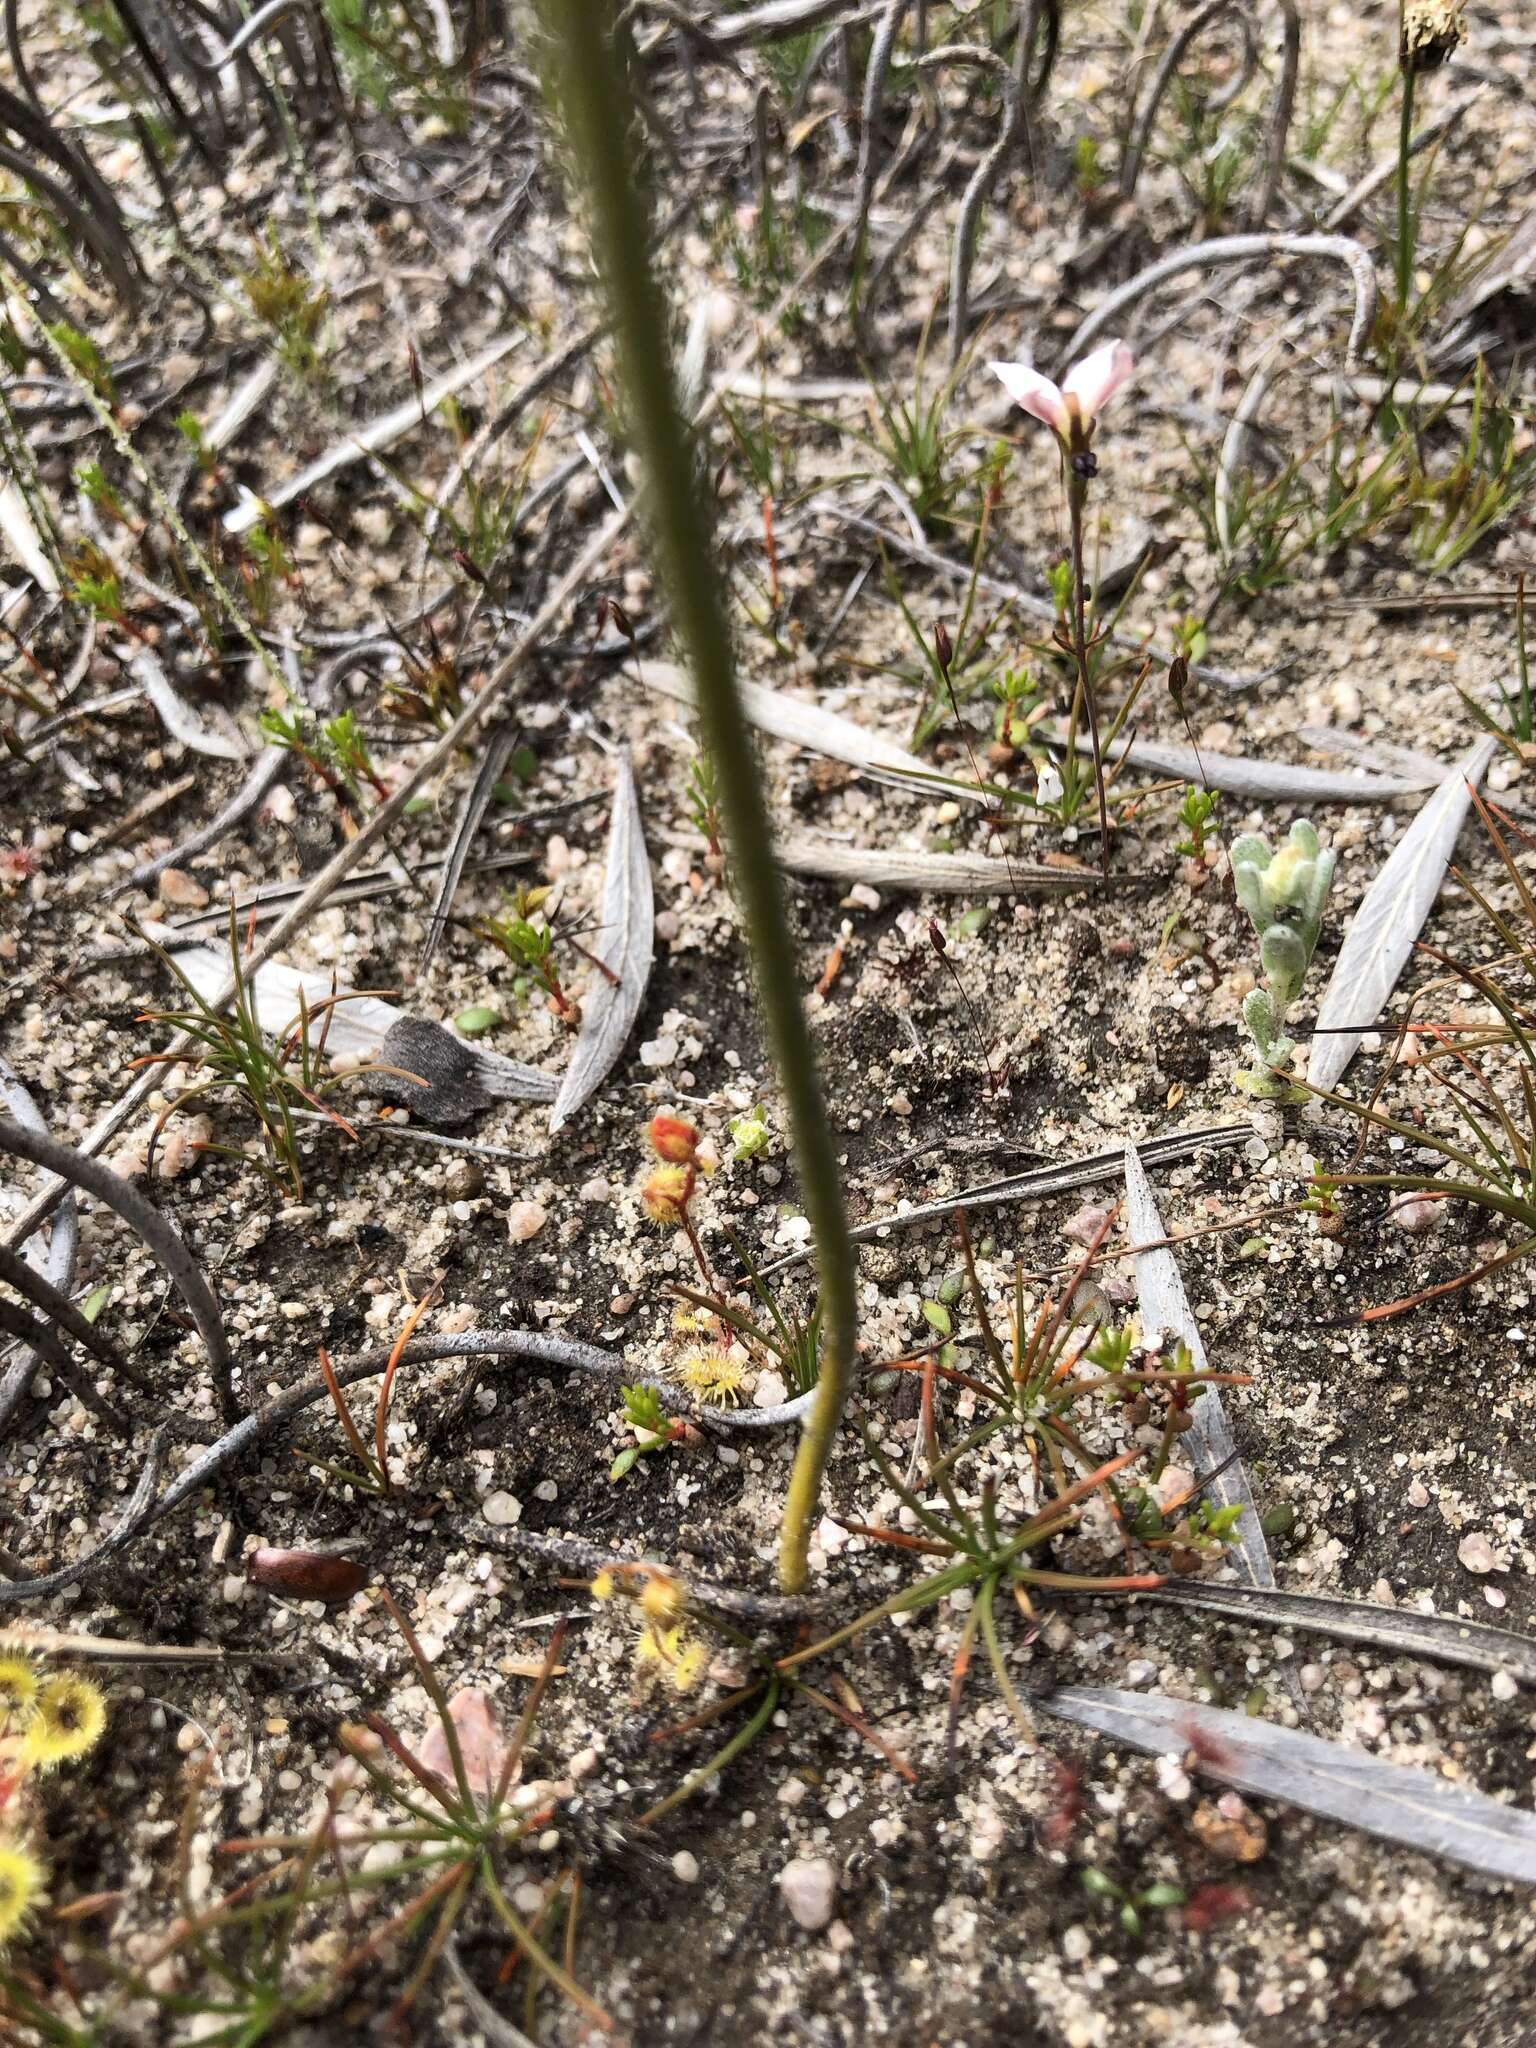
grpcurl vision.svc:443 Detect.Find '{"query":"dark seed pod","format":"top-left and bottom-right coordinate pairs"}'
top-left (247, 1548), bottom-right (368, 1604)
top-left (1400, 0), bottom-right (1465, 72)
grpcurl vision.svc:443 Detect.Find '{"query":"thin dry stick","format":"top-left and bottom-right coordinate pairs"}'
top-left (915, 40), bottom-right (1022, 366)
top-left (1256, 0), bottom-right (1300, 223)
top-left (0, 1117), bottom-right (236, 1421)
top-left (1118, 0), bottom-right (1256, 203)
top-left (853, 0), bottom-right (913, 260)
top-left (1060, 231), bottom-right (1380, 369)
top-left (1320, 88), bottom-right (1478, 231)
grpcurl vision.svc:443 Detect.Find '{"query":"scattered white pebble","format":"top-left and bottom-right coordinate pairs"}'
top-left (639, 1035), bottom-right (679, 1068)
top-left (1155, 1754), bottom-right (1192, 1802)
top-left (778, 1855), bottom-right (837, 1932)
top-left (671, 1850), bottom-right (699, 1883)
top-left (1457, 1531), bottom-right (1502, 1574)
top-left (482, 1491), bottom-right (522, 1527)
top-left (507, 1201), bottom-right (548, 1242)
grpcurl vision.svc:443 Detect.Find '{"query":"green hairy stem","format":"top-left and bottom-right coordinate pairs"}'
top-left (535, 0), bottom-right (857, 1593)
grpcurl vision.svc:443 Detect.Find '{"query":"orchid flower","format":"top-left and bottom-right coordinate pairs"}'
top-left (989, 340), bottom-right (1134, 449)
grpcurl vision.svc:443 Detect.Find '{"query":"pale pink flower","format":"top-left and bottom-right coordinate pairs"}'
top-left (989, 340), bottom-right (1134, 442)
top-left (417, 1686), bottom-right (515, 1804)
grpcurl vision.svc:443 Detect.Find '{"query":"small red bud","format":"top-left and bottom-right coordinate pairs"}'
top-left (601, 594), bottom-right (636, 642)
top-left (648, 1113), bottom-right (699, 1164)
top-left (933, 622), bottom-right (953, 673)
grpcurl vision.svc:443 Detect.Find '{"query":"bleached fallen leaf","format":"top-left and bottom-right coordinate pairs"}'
top-left (1101, 732), bottom-right (1430, 805)
top-left (760, 1125), bottom-right (1251, 1276)
top-left (641, 659), bottom-right (1433, 811)
top-left (1123, 1143), bottom-right (1273, 1591)
top-left (223, 331), bottom-right (523, 535)
top-left (129, 647), bottom-right (249, 761)
top-left (776, 835), bottom-right (1112, 895)
top-left (0, 479), bottom-right (58, 591)
top-left (170, 947), bottom-right (555, 1100)
top-left (1140, 1579), bottom-right (1536, 1685)
top-left (550, 750), bottom-right (654, 1133)
top-left (204, 358), bottom-right (280, 454)
top-left (638, 658), bottom-right (973, 802)
top-left (1044, 1686), bottom-right (1536, 1884)
top-left (1307, 738), bottom-right (1496, 1096)
top-left (421, 721), bottom-right (520, 974)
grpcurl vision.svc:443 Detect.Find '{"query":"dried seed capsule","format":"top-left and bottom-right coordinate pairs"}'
top-left (1400, 0), bottom-right (1465, 72)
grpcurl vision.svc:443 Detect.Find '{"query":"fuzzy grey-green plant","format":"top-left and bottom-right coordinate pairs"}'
top-left (1231, 819), bottom-right (1335, 1098)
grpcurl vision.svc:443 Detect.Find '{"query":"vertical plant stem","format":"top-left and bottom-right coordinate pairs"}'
top-left (1395, 57), bottom-right (1416, 316)
top-left (1066, 469), bottom-right (1111, 867)
top-left (536, 0), bottom-right (856, 1595)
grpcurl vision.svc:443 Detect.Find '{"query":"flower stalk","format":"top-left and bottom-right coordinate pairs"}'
top-left (535, 0), bottom-right (856, 1593)
top-left (991, 341), bottom-right (1133, 866)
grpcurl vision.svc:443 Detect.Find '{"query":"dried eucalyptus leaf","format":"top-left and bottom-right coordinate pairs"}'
top-left (1308, 738), bottom-right (1497, 1096)
top-left (1123, 1143), bottom-right (1273, 1591)
top-left (1101, 733), bottom-right (1429, 805)
top-left (641, 658), bottom-right (1430, 810)
top-left (550, 750), bottom-right (654, 1133)
top-left (760, 1125), bottom-right (1251, 1276)
top-left (1043, 1685), bottom-right (1536, 1884)
top-left (776, 835), bottom-right (1109, 895)
top-left (638, 658), bottom-right (976, 802)
top-left (420, 721), bottom-right (520, 973)
top-left (1139, 1580), bottom-right (1536, 1685)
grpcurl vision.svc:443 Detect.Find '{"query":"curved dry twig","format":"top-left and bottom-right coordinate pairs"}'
top-left (172, 0), bottom-right (319, 74)
top-left (1060, 231), bottom-right (1379, 369)
top-left (1119, 0), bottom-right (1257, 205)
top-left (1257, 0), bottom-right (1300, 223)
top-left (0, 1327), bottom-right (815, 1606)
top-left (0, 1241), bottom-right (145, 1393)
top-left (0, 1119), bottom-right (236, 1422)
top-left (853, 0), bottom-right (912, 261)
top-left (916, 42), bottom-right (1022, 365)
top-left (109, 746), bottom-right (288, 900)
top-left (0, 1058), bottom-right (77, 1433)
top-left (0, 137), bottom-right (138, 305)
top-left (1010, 0), bottom-right (1058, 100)
top-left (0, 1297), bottom-right (134, 1435)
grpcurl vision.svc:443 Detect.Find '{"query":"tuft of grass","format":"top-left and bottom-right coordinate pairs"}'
top-left (127, 912), bottom-right (410, 1200)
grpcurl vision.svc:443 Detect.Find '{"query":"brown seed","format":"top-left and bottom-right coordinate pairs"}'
top-left (247, 1548), bottom-right (368, 1603)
